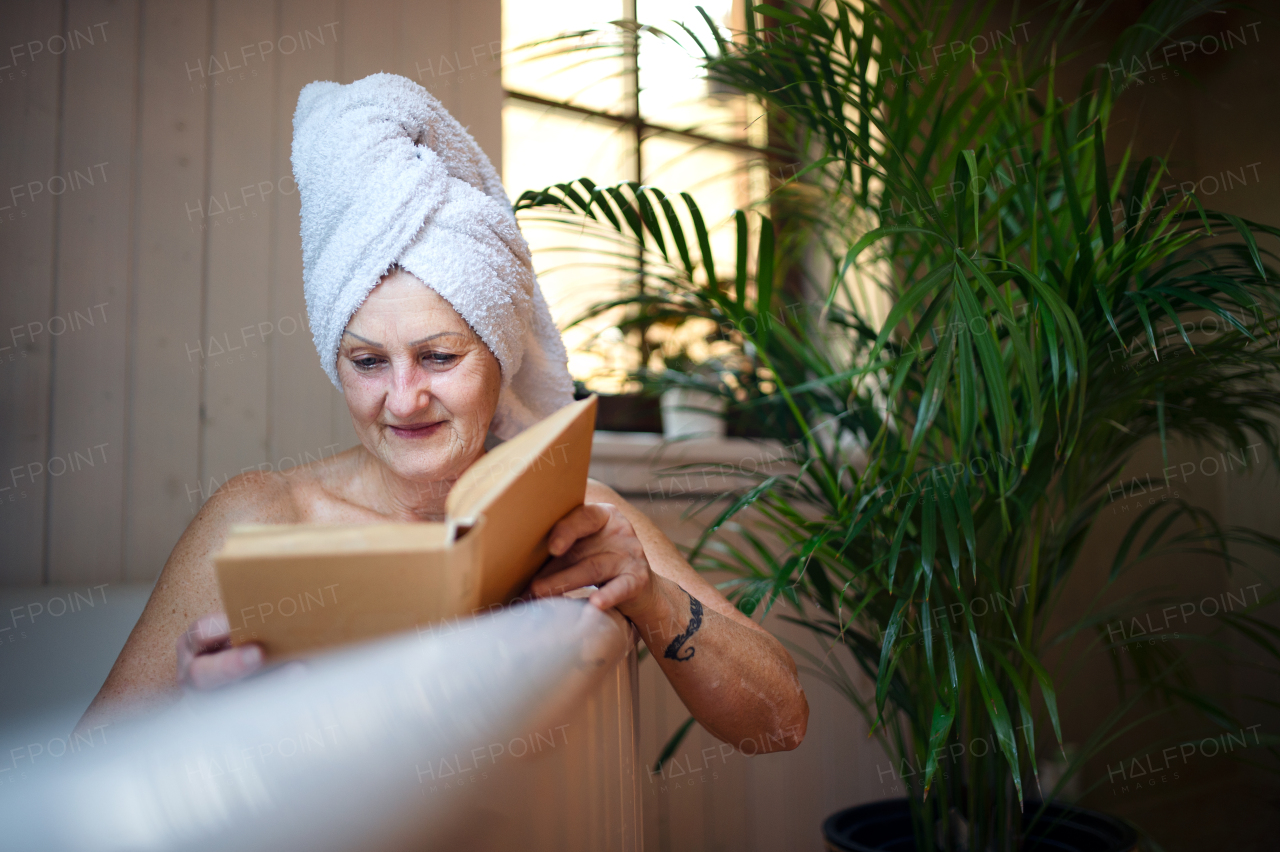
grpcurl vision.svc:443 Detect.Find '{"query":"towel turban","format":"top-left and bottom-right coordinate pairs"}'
top-left (290, 72), bottom-right (575, 440)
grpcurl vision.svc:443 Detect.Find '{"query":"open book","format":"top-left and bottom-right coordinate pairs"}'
top-left (215, 396), bottom-right (598, 659)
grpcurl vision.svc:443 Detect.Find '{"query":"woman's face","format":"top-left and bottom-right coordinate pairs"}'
top-left (338, 268), bottom-right (501, 485)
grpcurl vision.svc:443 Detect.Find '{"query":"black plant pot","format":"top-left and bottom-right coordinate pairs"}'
top-left (822, 798), bottom-right (1138, 852)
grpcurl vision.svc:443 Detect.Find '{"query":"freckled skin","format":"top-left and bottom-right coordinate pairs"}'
top-left (76, 270), bottom-right (808, 751)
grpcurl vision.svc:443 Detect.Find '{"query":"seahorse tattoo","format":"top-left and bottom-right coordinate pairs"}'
top-left (663, 590), bottom-right (704, 662)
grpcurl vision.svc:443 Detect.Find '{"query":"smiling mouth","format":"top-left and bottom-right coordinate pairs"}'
top-left (387, 420), bottom-right (444, 439)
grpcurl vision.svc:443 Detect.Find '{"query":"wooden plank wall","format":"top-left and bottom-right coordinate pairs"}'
top-left (0, 0), bottom-right (504, 586)
top-left (0, 1), bottom-right (64, 579)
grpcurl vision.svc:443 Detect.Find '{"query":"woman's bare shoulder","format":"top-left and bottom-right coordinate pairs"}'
top-left (159, 471), bottom-right (304, 571)
top-left (200, 447), bottom-right (362, 529)
top-left (585, 477), bottom-right (622, 504)
top-left (200, 470), bottom-right (305, 527)
top-left (74, 466), bottom-right (315, 729)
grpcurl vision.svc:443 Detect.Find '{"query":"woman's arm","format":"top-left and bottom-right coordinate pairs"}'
top-left (529, 479), bottom-right (808, 753)
top-left (73, 473), bottom-right (294, 735)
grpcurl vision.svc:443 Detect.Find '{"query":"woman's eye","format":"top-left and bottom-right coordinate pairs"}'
top-left (423, 352), bottom-right (458, 366)
top-left (352, 356), bottom-right (383, 371)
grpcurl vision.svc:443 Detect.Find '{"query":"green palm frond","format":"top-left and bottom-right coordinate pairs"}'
top-left (516, 1), bottom-right (1280, 847)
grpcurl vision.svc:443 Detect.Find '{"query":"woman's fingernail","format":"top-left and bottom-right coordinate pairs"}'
top-left (241, 646), bottom-right (262, 666)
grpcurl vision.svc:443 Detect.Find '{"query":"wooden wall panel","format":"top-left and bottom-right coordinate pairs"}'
top-left (122, 0), bottom-right (211, 579)
top-left (400, 0), bottom-right (457, 115)
top-left (45, 0), bottom-right (139, 583)
top-left (266, 0), bottom-right (342, 472)
top-left (449, 0), bottom-right (502, 174)
top-left (338, 0), bottom-right (397, 81)
top-left (198, 0), bottom-right (278, 504)
top-left (0, 1), bottom-right (65, 583)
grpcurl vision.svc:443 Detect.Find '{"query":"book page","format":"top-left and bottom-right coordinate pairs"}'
top-left (447, 396), bottom-right (598, 605)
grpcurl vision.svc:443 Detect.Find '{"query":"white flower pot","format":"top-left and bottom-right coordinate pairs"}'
top-left (660, 387), bottom-right (726, 440)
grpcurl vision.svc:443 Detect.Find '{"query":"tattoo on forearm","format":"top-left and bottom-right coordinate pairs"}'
top-left (663, 590), bottom-right (704, 662)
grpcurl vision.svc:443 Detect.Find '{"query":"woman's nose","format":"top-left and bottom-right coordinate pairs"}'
top-left (383, 362), bottom-right (432, 419)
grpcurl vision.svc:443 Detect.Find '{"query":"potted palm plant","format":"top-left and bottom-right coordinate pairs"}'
top-left (516, 0), bottom-right (1280, 848)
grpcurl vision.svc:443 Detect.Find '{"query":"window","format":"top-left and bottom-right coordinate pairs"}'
top-left (501, 0), bottom-right (768, 393)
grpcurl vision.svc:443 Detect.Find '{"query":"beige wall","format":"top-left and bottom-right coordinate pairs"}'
top-left (0, 0), bottom-right (502, 585)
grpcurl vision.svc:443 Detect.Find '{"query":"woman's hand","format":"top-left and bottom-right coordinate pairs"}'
top-left (176, 613), bottom-right (264, 690)
top-left (527, 502), bottom-right (659, 618)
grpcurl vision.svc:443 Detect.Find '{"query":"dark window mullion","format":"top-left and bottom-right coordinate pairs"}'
top-left (503, 90), bottom-right (766, 156)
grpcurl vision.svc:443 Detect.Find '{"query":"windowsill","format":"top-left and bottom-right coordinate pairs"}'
top-left (588, 430), bottom-right (799, 497)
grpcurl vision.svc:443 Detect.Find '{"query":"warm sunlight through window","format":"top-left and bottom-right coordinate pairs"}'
top-left (501, 0), bottom-right (767, 392)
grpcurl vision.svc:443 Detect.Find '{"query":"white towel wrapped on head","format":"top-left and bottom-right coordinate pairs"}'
top-left (290, 72), bottom-right (574, 440)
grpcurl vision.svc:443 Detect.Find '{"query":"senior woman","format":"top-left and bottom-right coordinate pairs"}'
top-left (75, 73), bottom-right (808, 753)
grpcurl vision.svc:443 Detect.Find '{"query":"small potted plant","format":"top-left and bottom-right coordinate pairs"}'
top-left (658, 366), bottom-right (728, 441)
